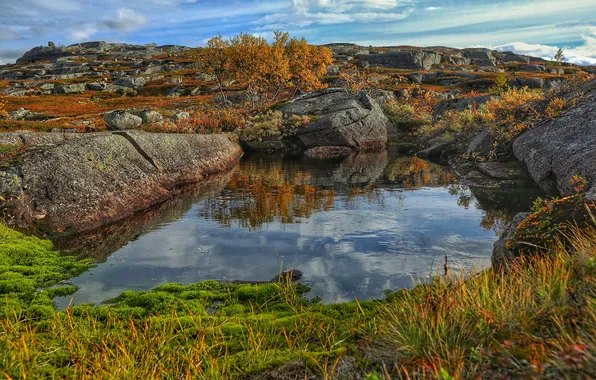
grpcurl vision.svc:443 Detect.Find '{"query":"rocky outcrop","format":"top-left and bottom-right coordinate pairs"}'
top-left (279, 88), bottom-right (394, 152)
top-left (0, 131), bottom-right (242, 234)
top-left (513, 80), bottom-right (596, 198)
top-left (358, 50), bottom-right (442, 70)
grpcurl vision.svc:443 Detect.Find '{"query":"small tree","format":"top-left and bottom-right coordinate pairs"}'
top-left (554, 48), bottom-right (565, 63)
top-left (286, 37), bottom-right (333, 96)
top-left (189, 36), bottom-right (233, 104)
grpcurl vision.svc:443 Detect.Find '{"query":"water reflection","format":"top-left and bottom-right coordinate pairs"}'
top-left (55, 152), bottom-right (543, 308)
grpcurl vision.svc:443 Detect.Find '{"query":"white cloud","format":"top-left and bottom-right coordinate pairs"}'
top-left (69, 24), bottom-right (99, 40)
top-left (103, 8), bottom-right (148, 32)
top-left (257, 9), bottom-right (412, 29)
top-left (425, 6), bottom-right (441, 11)
top-left (496, 28), bottom-right (596, 65)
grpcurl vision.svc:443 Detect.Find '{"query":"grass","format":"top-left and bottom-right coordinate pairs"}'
top-left (0, 220), bottom-right (594, 379)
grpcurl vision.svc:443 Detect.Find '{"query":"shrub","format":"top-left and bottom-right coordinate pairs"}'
top-left (382, 100), bottom-right (432, 132)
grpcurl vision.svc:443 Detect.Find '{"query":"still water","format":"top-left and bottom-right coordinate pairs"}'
top-left (55, 151), bottom-right (542, 308)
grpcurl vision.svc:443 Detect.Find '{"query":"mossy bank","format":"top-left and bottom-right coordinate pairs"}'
top-left (1, 223), bottom-right (594, 379)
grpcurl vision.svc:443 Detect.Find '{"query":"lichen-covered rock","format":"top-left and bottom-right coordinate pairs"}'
top-left (53, 84), bottom-right (86, 94)
top-left (139, 110), bottom-right (163, 124)
top-left (281, 88), bottom-right (393, 152)
top-left (0, 131), bottom-right (242, 234)
top-left (104, 111), bottom-right (142, 130)
top-left (513, 79), bottom-right (596, 198)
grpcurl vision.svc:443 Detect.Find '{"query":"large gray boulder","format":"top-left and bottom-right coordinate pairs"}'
top-left (513, 80), bottom-right (596, 198)
top-left (104, 111), bottom-right (142, 130)
top-left (0, 131), bottom-right (242, 234)
top-left (280, 88), bottom-right (394, 151)
top-left (140, 110), bottom-right (163, 124)
top-left (358, 50), bottom-right (442, 70)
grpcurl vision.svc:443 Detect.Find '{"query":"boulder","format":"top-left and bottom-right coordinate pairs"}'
top-left (466, 128), bottom-right (495, 156)
top-left (280, 88), bottom-right (393, 151)
top-left (463, 48), bottom-right (495, 61)
top-left (53, 83), bottom-right (86, 94)
top-left (519, 64), bottom-right (547, 72)
top-left (0, 131), bottom-right (242, 234)
top-left (104, 111), bottom-right (142, 130)
top-left (113, 77), bottom-right (147, 88)
top-left (140, 110), bottom-right (163, 124)
top-left (499, 52), bottom-right (530, 64)
top-left (172, 111), bottom-right (190, 120)
top-left (416, 141), bottom-right (455, 159)
top-left (476, 161), bottom-right (529, 180)
top-left (508, 77), bottom-right (544, 89)
top-left (513, 80), bottom-right (596, 198)
top-left (358, 50), bottom-right (442, 70)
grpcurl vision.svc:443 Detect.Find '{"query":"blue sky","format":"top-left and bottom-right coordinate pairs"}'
top-left (1, 0), bottom-right (596, 64)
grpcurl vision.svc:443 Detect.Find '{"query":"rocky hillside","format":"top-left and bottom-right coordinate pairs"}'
top-left (0, 41), bottom-right (586, 133)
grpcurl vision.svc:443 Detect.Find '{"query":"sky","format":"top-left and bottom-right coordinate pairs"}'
top-left (1, 0), bottom-right (596, 65)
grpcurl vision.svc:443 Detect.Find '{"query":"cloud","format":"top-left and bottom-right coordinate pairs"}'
top-left (293, 0), bottom-right (408, 12)
top-left (103, 8), bottom-right (148, 32)
top-left (0, 27), bottom-right (23, 42)
top-left (69, 24), bottom-right (99, 40)
top-left (257, 10), bottom-right (413, 29)
top-left (425, 6), bottom-right (441, 11)
top-left (496, 28), bottom-right (596, 65)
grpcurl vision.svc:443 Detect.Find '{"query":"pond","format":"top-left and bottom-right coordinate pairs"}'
top-left (55, 151), bottom-right (543, 308)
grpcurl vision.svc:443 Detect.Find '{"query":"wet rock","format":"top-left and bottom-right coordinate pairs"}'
top-left (416, 141), bottom-right (455, 159)
top-left (476, 161), bottom-right (528, 180)
top-left (104, 111), bottom-right (142, 130)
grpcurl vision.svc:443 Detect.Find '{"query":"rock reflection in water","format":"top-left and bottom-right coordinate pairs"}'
top-left (55, 151), bottom-right (541, 308)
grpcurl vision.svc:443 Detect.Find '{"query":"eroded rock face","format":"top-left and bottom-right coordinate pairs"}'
top-left (281, 88), bottom-right (393, 152)
top-left (0, 131), bottom-right (242, 234)
top-left (513, 80), bottom-right (596, 198)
